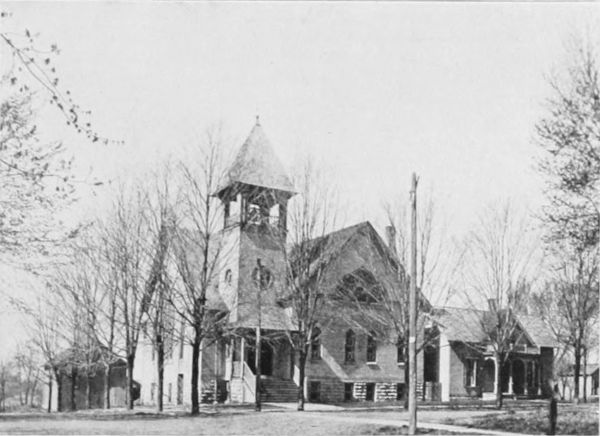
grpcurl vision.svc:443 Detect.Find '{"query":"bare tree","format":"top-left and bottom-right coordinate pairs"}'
top-left (168, 131), bottom-right (231, 415)
top-left (13, 342), bottom-right (42, 407)
top-left (531, 246), bottom-right (599, 403)
top-left (97, 186), bottom-right (156, 410)
top-left (0, 359), bottom-right (10, 412)
top-left (277, 156), bottom-right (341, 411)
top-left (140, 169), bottom-right (176, 413)
top-left (11, 293), bottom-right (66, 412)
top-left (461, 202), bottom-right (539, 409)
top-left (334, 191), bottom-right (460, 410)
top-left (535, 38), bottom-right (600, 403)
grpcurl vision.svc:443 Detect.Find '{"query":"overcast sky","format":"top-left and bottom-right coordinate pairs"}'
top-left (1, 2), bottom-right (599, 355)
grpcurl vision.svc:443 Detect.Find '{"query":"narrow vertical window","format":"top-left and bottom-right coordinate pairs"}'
top-left (311, 327), bottom-right (321, 360)
top-left (179, 318), bottom-right (185, 359)
top-left (465, 359), bottom-right (477, 387)
top-left (345, 330), bottom-right (355, 363)
top-left (397, 336), bottom-right (405, 363)
top-left (367, 332), bottom-right (377, 363)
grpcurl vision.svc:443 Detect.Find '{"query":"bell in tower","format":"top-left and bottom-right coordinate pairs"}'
top-left (214, 117), bottom-right (295, 234)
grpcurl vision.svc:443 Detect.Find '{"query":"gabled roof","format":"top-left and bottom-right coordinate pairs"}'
top-left (291, 221), bottom-right (401, 281)
top-left (434, 307), bottom-right (488, 343)
top-left (216, 121), bottom-right (294, 196)
top-left (517, 315), bottom-right (559, 348)
top-left (435, 307), bottom-right (558, 349)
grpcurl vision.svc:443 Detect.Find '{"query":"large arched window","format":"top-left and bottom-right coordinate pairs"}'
top-left (344, 330), bottom-right (355, 363)
top-left (367, 331), bottom-right (377, 363)
top-left (311, 327), bottom-right (321, 360)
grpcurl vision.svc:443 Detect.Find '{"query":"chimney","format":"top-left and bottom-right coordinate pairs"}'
top-left (385, 225), bottom-right (397, 255)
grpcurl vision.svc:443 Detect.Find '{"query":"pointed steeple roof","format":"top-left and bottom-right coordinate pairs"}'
top-left (217, 119), bottom-right (295, 196)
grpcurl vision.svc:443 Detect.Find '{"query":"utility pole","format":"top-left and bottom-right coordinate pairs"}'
top-left (408, 172), bottom-right (418, 435)
top-left (254, 259), bottom-right (263, 412)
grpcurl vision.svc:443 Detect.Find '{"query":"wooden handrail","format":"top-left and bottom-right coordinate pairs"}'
top-left (242, 361), bottom-right (256, 397)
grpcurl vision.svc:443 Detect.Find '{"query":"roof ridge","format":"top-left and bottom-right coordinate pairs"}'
top-left (434, 305), bottom-right (488, 313)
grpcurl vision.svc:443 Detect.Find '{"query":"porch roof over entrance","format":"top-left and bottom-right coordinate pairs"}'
top-left (230, 303), bottom-right (296, 331)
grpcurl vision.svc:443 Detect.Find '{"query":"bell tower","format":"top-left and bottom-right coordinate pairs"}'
top-left (214, 118), bottom-right (295, 326)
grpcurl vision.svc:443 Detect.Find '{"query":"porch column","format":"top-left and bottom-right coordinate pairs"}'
top-left (508, 360), bottom-right (513, 395)
top-left (493, 356), bottom-right (498, 395)
top-left (240, 338), bottom-right (246, 402)
top-left (537, 361), bottom-right (542, 395)
top-left (524, 361), bottom-right (529, 396)
top-left (213, 340), bottom-right (219, 404)
top-left (439, 334), bottom-right (451, 402)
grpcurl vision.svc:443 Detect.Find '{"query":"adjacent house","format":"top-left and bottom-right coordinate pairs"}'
top-left (435, 308), bottom-right (557, 402)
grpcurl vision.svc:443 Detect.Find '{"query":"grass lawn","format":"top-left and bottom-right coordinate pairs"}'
top-left (0, 408), bottom-right (456, 435)
top-left (444, 402), bottom-right (599, 435)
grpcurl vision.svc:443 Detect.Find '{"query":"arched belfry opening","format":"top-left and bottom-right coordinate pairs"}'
top-left (214, 120), bottom-right (295, 234)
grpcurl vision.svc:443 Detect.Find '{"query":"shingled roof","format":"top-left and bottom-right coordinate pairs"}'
top-left (434, 307), bottom-right (558, 349)
top-left (434, 307), bottom-right (489, 343)
top-left (291, 221), bottom-right (402, 283)
top-left (216, 121), bottom-right (295, 195)
top-left (517, 315), bottom-right (559, 348)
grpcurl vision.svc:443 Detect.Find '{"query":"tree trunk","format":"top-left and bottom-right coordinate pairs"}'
top-left (582, 348), bottom-right (588, 403)
top-left (404, 361), bottom-right (410, 410)
top-left (70, 368), bottom-right (77, 411)
top-left (495, 354), bottom-right (503, 410)
top-left (31, 377), bottom-right (38, 407)
top-left (47, 375), bottom-right (52, 413)
top-left (573, 343), bottom-right (581, 403)
top-left (191, 335), bottom-right (201, 416)
top-left (157, 335), bottom-right (165, 412)
top-left (297, 348), bottom-right (307, 411)
top-left (53, 369), bottom-right (62, 412)
top-left (104, 364), bottom-right (111, 409)
top-left (126, 354), bottom-right (135, 410)
top-left (85, 373), bottom-right (91, 409)
top-left (255, 328), bottom-right (262, 412)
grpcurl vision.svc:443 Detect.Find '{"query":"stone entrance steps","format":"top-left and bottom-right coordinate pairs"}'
top-left (260, 377), bottom-right (299, 402)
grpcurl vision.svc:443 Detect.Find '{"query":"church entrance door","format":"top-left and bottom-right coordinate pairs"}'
top-left (261, 342), bottom-right (273, 376)
top-left (246, 340), bottom-right (274, 376)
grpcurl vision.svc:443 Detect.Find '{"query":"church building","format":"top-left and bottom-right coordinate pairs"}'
top-left (135, 120), bottom-right (419, 405)
top-left (43, 120), bottom-right (557, 410)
